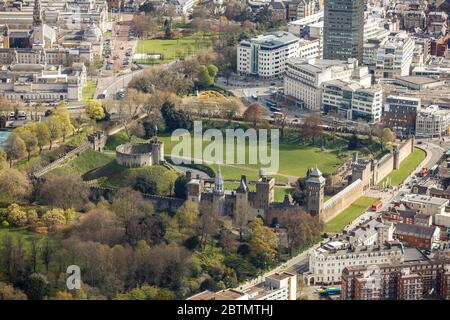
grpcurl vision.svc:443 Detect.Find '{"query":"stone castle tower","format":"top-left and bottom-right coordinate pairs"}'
top-left (306, 167), bottom-right (325, 216)
top-left (235, 175), bottom-right (250, 218)
top-left (254, 169), bottom-right (275, 211)
top-left (150, 138), bottom-right (164, 164)
top-left (212, 164), bottom-right (225, 213)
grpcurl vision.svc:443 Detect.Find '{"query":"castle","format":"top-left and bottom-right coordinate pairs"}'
top-left (184, 137), bottom-right (416, 226)
top-left (115, 137), bottom-right (165, 168)
top-left (186, 167), bottom-right (314, 226)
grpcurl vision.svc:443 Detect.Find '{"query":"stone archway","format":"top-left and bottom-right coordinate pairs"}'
top-left (304, 274), bottom-right (315, 286)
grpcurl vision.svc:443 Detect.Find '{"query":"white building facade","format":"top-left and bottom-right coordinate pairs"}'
top-left (284, 58), bottom-right (371, 111)
top-left (375, 32), bottom-right (415, 79)
top-left (416, 105), bottom-right (450, 138)
top-left (237, 31), bottom-right (301, 79)
top-left (308, 241), bottom-right (404, 285)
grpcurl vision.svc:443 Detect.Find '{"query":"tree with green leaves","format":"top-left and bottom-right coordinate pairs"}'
top-left (15, 126), bottom-right (37, 161)
top-left (53, 105), bottom-right (75, 142)
top-left (35, 122), bottom-right (51, 153)
top-left (85, 100), bottom-right (105, 121)
top-left (247, 217), bottom-right (277, 269)
top-left (46, 116), bottom-right (62, 150)
top-left (4, 133), bottom-right (26, 166)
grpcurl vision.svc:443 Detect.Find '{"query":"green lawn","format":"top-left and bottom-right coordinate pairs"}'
top-left (82, 80), bottom-right (97, 101)
top-left (274, 187), bottom-right (293, 202)
top-left (45, 149), bottom-right (114, 178)
top-left (105, 132), bottom-right (347, 183)
top-left (135, 35), bottom-right (212, 63)
top-left (378, 148), bottom-right (426, 186)
top-left (324, 196), bottom-right (378, 233)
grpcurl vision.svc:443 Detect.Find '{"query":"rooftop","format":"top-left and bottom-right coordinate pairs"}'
top-left (395, 223), bottom-right (438, 239)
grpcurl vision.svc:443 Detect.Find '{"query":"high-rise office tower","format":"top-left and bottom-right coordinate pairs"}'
top-left (323, 0), bottom-right (365, 63)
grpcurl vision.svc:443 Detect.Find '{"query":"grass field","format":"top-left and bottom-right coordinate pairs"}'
top-left (378, 148), bottom-right (426, 186)
top-left (105, 132), bottom-right (347, 183)
top-left (324, 196), bottom-right (378, 233)
top-left (135, 35), bottom-right (212, 63)
top-left (45, 150), bottom-right (114, 178)
top-left (82, 80), bottom-right (97, 101)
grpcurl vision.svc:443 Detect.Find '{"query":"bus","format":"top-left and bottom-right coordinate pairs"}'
top-left (371, 200), bottom-right (383, 211)
top-left (318, 287), bottom-right (341, 296)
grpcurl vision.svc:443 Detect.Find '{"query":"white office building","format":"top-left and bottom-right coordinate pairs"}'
top-left (322, 80), bottom-right (383, 122)
top-left (375, 32), bottom-right (415, 79)
top-left (237, 31), bottom-right (301, 79)
top-left (401, 193), bottom-right (449, 217)
top-left (298, 38), bottom-right (321, 59)
top-left (287, 11), bottom-right (324, 36)
top-left (284, 57), bottom-right (371, 110)
top-left (415, 105), bottom-right (450, 138)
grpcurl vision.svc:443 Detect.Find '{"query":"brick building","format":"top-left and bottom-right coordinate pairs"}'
top-left (341, 259), bottom-right (450, 300)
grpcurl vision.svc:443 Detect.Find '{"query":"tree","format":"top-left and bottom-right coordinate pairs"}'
top-left (247, 218), bottom-right (277, 268)
top-left (197, 64), bottom-right (218, 88)
top-left (53, 105), bottom-right (75, 142)
top-left (163, 18), bottom-right (172, 39)
top-left (0, 149), bottom-right (8, 170)
top-left (243, 102), bottom-right (261, 127)
top-left (0, 235), bottom-right (26, 282)
top-left (380, 128), bottom-right (395, 151)
top-left (19, 273), bottom-right (50, 300)
top-left (301, 112), bottom-right (323, 144)
top-left (46, 116), bottom-right (62, 150)
top-left (35, 122), bottom-right (51, 153)
top-left (0, 282), bottom-right (27, 300)
top-left (111, 188), bottom-right (156, 245)
top-left (0, 169), bottom-right (31, 203)
top-left (117, 88), bottom-right (147, 140)
top-left (161, 101), bottom-right (193, 131)
top-left (280, 210), bottom-right (323, 257)
top-left (38, 175), bottom-right (90, 210)
top-left (4, 133), bottom-right (26, 166)
top-left (67, 207), bottom-right (124, 246)
top-left (174, 174), bottom-right (189, 199)
top-left (42, 209), bottom-right (67, 226)
top-left (86, 100), bottom-right (106, 121)
top-left (348, 133), bottom-right (359, 150)
top-left (174, 202), bottom-right (199, 238)
top-left (15, 126), bottom-right (37, 161)
top-left (6, 203), bottom-right (28, 227)
top-left (198, 203), bottom-right (220, 248)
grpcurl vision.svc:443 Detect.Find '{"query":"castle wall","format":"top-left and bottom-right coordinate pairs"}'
top-left (321, 179), bottom-right (364, 223)
top-left (397, 137), bottom-right (414, 164)
top-left (376, 153), bottom-right (395, 184)
top-left (375, 137), bottom-right (414, 184)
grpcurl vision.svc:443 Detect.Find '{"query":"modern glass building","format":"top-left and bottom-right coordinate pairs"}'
top-left (323, 0), bottom-right (365, 63)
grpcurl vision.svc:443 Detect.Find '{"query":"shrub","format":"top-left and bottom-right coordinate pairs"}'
top-left (1, 220), bottom-right (9, 228)
top-left (6, 203), bottom-right (28, 227)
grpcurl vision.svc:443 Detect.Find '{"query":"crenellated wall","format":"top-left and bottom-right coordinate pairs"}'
top-left (320, 179), bottom-right (363, 223)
